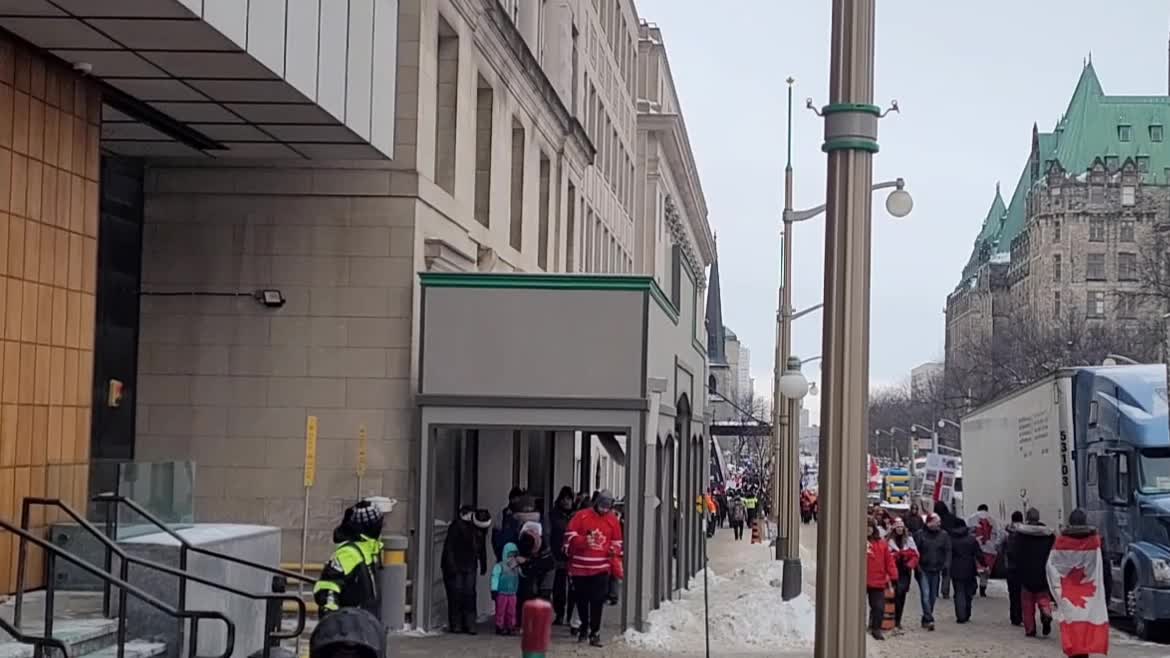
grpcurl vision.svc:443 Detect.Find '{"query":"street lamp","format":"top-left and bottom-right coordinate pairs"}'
top-left (813, 0), bottom-right (893, 654)
top-left (772, 79), bottom-right (911, 602)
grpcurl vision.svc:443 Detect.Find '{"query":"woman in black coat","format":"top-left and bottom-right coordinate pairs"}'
top-left (948, 519), bottom-right (981, 623)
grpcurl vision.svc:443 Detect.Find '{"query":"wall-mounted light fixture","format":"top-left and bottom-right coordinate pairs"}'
top-left (257, 289), bottom-right (286, 308)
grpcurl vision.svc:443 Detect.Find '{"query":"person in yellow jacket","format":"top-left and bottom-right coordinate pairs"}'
top-left (743, 491), bottom-right (759, 526)
top-left (313, 499), bottom-right (386, 617)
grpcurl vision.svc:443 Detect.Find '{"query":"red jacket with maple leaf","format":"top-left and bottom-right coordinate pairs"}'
top-left (563, 508), bottom-right (623, 578)
top-left (866, 538), bottom-right (898, 589)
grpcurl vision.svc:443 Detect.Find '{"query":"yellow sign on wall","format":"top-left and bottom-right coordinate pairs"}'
top-left (304, 416), bottom-right (319, 487)
top-left (357, 425), bottom-right (368, 477)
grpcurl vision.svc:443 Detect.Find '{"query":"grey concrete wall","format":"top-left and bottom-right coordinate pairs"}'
top-left (420, 287), bottom-right (644, 398)
top-left (136, 164), bottom-right (419, 559)
top-left (646, 279), bottom-right (706, 420)
top-left (111, 525), bottom-right (280, 658)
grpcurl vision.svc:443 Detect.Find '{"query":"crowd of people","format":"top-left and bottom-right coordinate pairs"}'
top-left (436, 485), bottom-right (624, 648)
top-left (707, 486), bottom-right (762, 541)
top-left (864, 499), bottom-right (1110, 657)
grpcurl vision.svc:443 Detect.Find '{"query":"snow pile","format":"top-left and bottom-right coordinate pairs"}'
top-left (624, 559), bottom-right (815, 652)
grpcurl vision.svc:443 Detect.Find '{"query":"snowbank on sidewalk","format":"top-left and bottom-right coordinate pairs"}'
top-left (623, 560), bottom-right (816, 652)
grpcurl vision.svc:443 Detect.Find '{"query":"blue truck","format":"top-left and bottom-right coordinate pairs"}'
top-left (961, 364), bottom-right (1170, 638)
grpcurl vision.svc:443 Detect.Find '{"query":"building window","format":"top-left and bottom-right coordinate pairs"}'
top-left (510, 118), bottom-right (526, 251)
top-left (1054, 291), bottom-right (1061, 317)
top-left (537, 153), bottom-right (551, 270)
top-left (1086, 253), bottom-right (1106, 280)
top-left (1053, 219), bottom-right (1061, 242)
top-left (1087, 291), bottom-right (1106, 318)
top-left (1119, 124), bottom-right (1133, 142)
top-left (1119, 294), bottom-right (1139, 319)
top-left (1052, 254), bottom-right (1062, 282)
top-left (1153, 125), bottom-right (1165, 142)
top-left (1137, 156), bottom-right (1150, 173)
top-left (1122, 186), bottom-right (1136, 206)
top-left (566, 183), bottom-right (577, 271)
top-left (434, 18), bottom-right (460, 195)
top-left (1120, 220), bottom-right (1135, 242)
top-left (1089, 217), bottom-right (1106, 241)
top-left (1118, 252), bottom-right (1137, 280)
top-left (474, 77), bottom-right (495, 228)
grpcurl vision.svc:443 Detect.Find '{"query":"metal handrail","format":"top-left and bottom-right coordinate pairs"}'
top-left (17, 498), bottom-right (306, 658)
top-left (93, 494), bottom-right (314, 586)
top-left (0, 616), bottom-right (67, 658)
top-left (0, 517), bottom-right (235, 658)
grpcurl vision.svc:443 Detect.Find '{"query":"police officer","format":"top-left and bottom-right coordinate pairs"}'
top-left (314, 499), bottom-right (386, 617)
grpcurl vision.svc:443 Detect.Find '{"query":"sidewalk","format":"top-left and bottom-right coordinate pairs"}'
top-left (391, 526), bottom-right (809, 657)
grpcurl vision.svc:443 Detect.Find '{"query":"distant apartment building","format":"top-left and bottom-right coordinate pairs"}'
top-left (910, 361), bottom-right (943, 399)
top-left (945, 58), bottom-right (1170, 400)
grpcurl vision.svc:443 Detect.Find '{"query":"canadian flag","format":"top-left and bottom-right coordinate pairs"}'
top-left (867, 455), bottom-right (881, 492)
top-left (1046, 532), bottom-right (1109, 656)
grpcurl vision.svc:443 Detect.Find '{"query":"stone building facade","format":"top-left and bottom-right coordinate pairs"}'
top-left (946, 60), bottom-right (1170, 399)
top-left (0, 0), bottom-right (714, 609)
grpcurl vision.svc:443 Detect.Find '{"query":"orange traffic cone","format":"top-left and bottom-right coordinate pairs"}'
top-left (750, 519), bottom-right (761, 544)
top-left (881, 586), bottom-right (896, 631)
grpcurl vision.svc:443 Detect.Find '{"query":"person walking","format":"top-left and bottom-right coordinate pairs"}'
top-left (1002, 510), bottom-right (1025, 626)
top-left (549, 486), bottom-right (577, 626)
top-left (866, 518), bottom-right (898, 641)
top-left (888, 518), bottom-right (920, 631)
top-left (906, 501), bottom-right (925, 535)
top-left (516, 519), bottom-right (555, 624)
top-left (743, 490), bottom-right (759, 527)
top-left (1011, 507), bottom-right (1056, 638)
top-left (1047, 509), bottom-right (1111, 658)
top-left (967, 504), bottom-right (1004, 597)
top-left (948, 518), bottom-right (981, 623)
top-left (914, 512), bottom-right (950, 631)
top-left (314, 499), bottom-right (387, 618)
top-left (563, 489), bottom-right (623, 648)
top-left (934, 500), bottom-right (958, 599)
top-left (491, 542), bottom-right (521, 635)
top-left (730, 495), bottom-right (747, 541)
top-left (437, 505), bottom-right (490, 633)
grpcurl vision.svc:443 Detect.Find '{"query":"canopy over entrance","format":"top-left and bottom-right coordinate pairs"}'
top-left (413, 273), bottom-right (711, 632)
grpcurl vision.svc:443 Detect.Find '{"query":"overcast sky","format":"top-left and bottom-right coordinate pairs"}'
top-left (636, 0), bottom-right (1170, 418)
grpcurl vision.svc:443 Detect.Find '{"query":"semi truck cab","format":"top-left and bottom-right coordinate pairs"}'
top-left (1074, 365), bottom-right (1170, 639)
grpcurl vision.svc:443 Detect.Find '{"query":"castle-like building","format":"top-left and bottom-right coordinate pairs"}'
top-left (946, 58), bottom-right (1170, 404)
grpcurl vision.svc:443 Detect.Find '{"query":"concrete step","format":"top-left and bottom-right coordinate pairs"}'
top-left (81, 640), bottom-right (167, 658)
top-left (0, 618), bottom-right (117, 658)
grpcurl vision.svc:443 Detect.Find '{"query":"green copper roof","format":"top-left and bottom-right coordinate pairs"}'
top-left (996, 158), bottom-right (1039, 257)
top-left (960, 60), bottom-right (1170, 275)
top-left (960, 187), bottom-right (1007, 279)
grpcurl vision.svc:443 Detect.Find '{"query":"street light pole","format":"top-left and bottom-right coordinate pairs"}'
top-left (772, 77), bottom-right (799, 591)
top-left (815, 0), bottom-right (878, 655)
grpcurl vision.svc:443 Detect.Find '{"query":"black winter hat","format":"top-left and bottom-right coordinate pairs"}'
top-left (310, 608), bottom-right (385, 658)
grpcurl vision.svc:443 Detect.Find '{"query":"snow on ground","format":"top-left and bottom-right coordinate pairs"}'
top-left (623, 558), bottom-right (816, 653)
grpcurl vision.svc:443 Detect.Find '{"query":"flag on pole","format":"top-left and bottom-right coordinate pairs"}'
top-left (1046, 531), bottom-right (1109, 656)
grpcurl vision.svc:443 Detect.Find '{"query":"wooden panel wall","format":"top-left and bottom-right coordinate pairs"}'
top-left (0, 34), bottom-right (102, 594)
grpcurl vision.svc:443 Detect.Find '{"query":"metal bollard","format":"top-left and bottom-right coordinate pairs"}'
top-left (520, 599), bottom-right (552, 658)
top-left (379, 535), bottom-right (408, 631)
top-left (267, 575), bottom-right (287, 648)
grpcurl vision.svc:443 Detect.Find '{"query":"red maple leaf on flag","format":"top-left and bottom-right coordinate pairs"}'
top-left (974, 518), bottom-right (994, 544)
top-left (1060, 566), bottom-right (1097, 608)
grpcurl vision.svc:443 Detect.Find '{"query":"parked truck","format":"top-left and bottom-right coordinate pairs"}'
top-left (961, 364), bottom-right (1170, 638)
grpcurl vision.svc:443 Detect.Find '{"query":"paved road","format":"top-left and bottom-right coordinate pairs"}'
top-left (391, 522), bottom-right (1170, 657)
